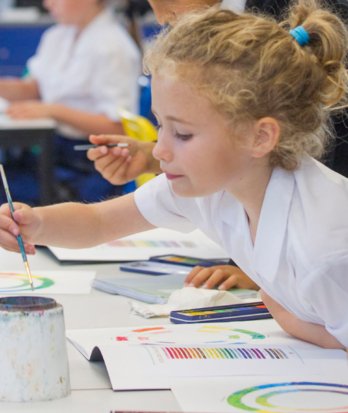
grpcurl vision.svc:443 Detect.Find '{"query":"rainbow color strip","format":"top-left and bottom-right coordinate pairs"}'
top-left (227, 382), bottom-right (348, 412)
top-left (0, 272), bottom-right (54, 292)
top-left (161, 347), bottom-right (288, 360)
top-left (107, 239), bottom-right (196, 248)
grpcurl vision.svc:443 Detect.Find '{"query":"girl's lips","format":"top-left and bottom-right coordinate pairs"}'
top-left (165, 173), bottom-right (183, 180)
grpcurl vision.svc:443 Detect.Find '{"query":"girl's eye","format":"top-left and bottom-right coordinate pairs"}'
top-left (175, 132), bottom-right (193, 141)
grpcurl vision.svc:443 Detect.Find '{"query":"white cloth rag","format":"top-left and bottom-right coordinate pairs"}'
top-left (130, 286), bottom-right (259, 318)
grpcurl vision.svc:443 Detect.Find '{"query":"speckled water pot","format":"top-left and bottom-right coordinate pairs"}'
top-left (0, 296), bottom-right (70, 402)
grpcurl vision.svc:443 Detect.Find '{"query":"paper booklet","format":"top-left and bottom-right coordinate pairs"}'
top-left (48, 228), bottom-right (229, 262)
top-left (67, 319), bottom-right (348, 391)
top-left (92, 272), bottom-right (187, 304)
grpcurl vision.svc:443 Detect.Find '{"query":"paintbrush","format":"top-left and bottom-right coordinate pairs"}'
top-left (0, 164), bottom-right (34, 290)
top-left (73, 143), bottom-right (129, 151)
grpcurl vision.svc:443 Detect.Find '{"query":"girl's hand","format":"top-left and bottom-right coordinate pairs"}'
top-left (87, 134), bottom-right (158, 185)
top-left (0, 203), bottom-right (39, 254)
top-left (184, 265), bottom-right (259, 290)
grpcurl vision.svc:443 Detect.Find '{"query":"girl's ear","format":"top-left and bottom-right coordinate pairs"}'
top-left (251, 117), bottom-right (280, 158)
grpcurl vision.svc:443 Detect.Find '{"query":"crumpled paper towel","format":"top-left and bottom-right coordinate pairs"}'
top-left (130, 286), bottom-right (257, 318)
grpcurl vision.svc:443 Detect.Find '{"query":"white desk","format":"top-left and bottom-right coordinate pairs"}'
top-left (0, 248), bottom-right (180, 412)
top-left (0, 114), bottom-right (56, 205)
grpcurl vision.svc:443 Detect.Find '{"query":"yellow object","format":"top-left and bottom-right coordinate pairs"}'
top-left (119, 110), bottom-right (157, 186)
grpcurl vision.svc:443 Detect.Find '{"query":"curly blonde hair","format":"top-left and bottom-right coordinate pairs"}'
top-left (144, 0), bottom-right (348, 170)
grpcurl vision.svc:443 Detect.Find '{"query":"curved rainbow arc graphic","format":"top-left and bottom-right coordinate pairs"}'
top-left (114, 325), bottom-right (267, 345)
top-left (227, 382), bottom-right (348, 413)
top-left (0, 272), bottom-right (54, 292)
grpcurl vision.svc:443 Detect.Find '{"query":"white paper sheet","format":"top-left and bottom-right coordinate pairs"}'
top-left (0, 97), bottom-right (9, 113)
top-left (48, 228), bottom-right (229, 262)
top-left (0, 113), bottom-right (56, 129)
top-left (0, 270), bottom-right (95, 294)
top-left (172, 376), bottom-right (348, 412)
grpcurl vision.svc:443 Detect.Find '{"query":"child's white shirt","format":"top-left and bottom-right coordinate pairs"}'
top-left (221, 0), bottom-right (247, 13)
top-left (134, 156), bottom-right (348, 347)
top-left (28, 8), bottom-right (141, 138)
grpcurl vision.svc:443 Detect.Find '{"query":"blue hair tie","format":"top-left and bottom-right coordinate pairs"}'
top-left (289, 26), bottom-right (310, 46)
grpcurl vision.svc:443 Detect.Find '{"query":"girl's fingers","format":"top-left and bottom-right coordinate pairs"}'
top-left (203, 268), bottom-right (230, 289)
top-left (218, 274), bottom-right (239, 290)
top-left (0, 213), bottom-right (20, 237)
top-left (101, 157), bottom-right (129, 184)
top-left (184, 266), bottom-right (208, 286)
top-left (185, 265), bottom-right (258, 291)
top-left (0, 229), bottom-right (21, 252)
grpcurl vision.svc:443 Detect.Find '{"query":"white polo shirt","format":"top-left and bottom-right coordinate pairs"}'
top-left (221, 0), bottom-right (247, 13)
top-left (28, 8), bottom-right (141, 138)
top-left (134, 156), bottom-right (348, 347)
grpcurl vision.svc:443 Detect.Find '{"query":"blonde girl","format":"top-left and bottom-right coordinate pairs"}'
top-left (0, 0), bottom-right (347, 349)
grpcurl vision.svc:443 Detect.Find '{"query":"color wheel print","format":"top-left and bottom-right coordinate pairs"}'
top-left (0, 272), bottom-right (54, 292)
top-left (114, 325), bottom-right (266, 345)
top-left (227, 382), bottom-right (348, 413)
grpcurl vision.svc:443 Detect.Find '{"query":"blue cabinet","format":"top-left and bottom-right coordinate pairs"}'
top-left (0, 22), bottom-right (51, 77)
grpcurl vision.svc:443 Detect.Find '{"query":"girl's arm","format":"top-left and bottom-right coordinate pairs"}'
top-left (260, 290), bottom-right (346, 350)
top-left (0, 193), bottom-right (154, 251)
top-left (40, 104), bottom-right (125, 135)
top-left (0, 78), bottom-right (40, 101)
top-left (6, 102), bottom-right (124, 135)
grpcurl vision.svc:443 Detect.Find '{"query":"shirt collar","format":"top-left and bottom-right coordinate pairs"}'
top-left (80, 7), bottom-right (114, 36)
top-left (221, 0), bottom-right (247, 13)
top-left (252, 167), bottom-right (295, 281)
top-left (218, 167), bottom-right (295, 282)
top-left (69, 7), bottom-right (114, 53)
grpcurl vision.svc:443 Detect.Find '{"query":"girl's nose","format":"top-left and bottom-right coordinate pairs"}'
top-left (152, 139), bottom-right (173, 163)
